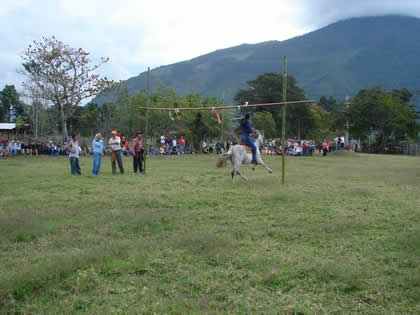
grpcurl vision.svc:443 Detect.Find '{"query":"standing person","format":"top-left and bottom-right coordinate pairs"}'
top-left (108, 130), bottom-right (124, 174)
top-left (8, 142), bottom-right (15, 156)
top-left (18, 141), bottom-right (23, 155)
top-left (172, 137), bottom-right (177, 149)
top-left (178, 136), bottom-right (185, 154)
top-left (160, 135), bottom-right (166, 148)
top-left (216, 142), bottom-right (222, 154)
top-left (321, 139), bottom-right (329, 157)
top-left (166, 135), bottom-right (172, 151)
top-left (309, 141), bottom-right (314, 156)
top-left (91, 133), bottom-right (104, 175)
top-left (131, 131), bottom-right (144, 174)
top-left (13, 141), bottom-right (19, 156)
top-left (240, 113), bottom-right (257, 164)
top-left (65, 135), bottom-right (81, 175)
top-left (302, 141), bottom-right (308, 156)
top-left (201, 140), bottom-right (208, 153)
top-left (1, 133), bottom-right (8, 147)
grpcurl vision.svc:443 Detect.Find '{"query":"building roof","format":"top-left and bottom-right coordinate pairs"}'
top-left (0, 123), bottom-right (16, 130)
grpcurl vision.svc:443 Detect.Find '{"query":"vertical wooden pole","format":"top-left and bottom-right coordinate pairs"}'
top-left (144, 67), bottom-right (150, 174)
top-left (281, 56), bottom-right (287, 185)
top-left (345, 95), bottom-right (350, 148)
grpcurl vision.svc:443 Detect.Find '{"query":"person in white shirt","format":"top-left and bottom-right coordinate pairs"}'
top-left (172, 138), bottom-right (177, 149)
top-left (8, 142), bottom-right (15, 156)
top-left (202, 140), bottom-right (208, 153)
top-left (294, 145), bottom-right (302, 156)
top-left (340, 136), bottom-right (345, 148)
top-left (12, 142), bottom-right (18, 156)
top-left (65, 134), bottom-right (81, 175)
top-left (108, 130), bottom-right (124, 174)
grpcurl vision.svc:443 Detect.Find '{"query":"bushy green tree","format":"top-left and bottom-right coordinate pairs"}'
top-left (0, 85), bottom-right (23, 122)
top-left (347, 86), bottom-right (418, 146)
top-left (319, 96), bottom-right (337, 112)
top-left (305, 105), bottom-right (332, 140)
top-left (252, 112), bottom-right (277, 139)
top-left (15, 116), bottom-right (24, 129)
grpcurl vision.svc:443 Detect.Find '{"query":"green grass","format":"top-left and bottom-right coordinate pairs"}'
top-left (0, 152), bottom-right (419, 313)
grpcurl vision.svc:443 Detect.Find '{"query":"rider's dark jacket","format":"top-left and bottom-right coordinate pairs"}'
top-left (240, 119), bottom-right (254, 136)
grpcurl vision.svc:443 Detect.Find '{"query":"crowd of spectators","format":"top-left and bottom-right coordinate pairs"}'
top-left (0, 133), bottom-right (89, 158)
top-left (1, 131), bottom-right (353, 159)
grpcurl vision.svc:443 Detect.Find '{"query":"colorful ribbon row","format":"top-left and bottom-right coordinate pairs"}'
top-left (168, 107), bottom-right (222, 124)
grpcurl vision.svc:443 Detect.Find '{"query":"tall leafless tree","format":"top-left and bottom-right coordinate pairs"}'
top-left (19, 36), bottom-right (114, 139)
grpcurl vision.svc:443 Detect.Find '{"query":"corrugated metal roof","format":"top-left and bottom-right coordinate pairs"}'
top-left (0, 123), bottom-right (16, 130)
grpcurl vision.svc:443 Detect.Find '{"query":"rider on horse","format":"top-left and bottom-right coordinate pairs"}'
top-left (240, 113), bottom-right (257, 165)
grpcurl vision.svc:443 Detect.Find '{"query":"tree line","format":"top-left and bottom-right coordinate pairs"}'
top-left (1, 36), bottom-right (418, 149)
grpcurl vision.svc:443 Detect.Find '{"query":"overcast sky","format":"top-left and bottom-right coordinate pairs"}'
top-left (1, 0), bottom-right (420, 90)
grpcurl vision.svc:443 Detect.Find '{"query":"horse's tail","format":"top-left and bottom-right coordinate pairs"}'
top-left (216, 148), bottom-right (232, 168)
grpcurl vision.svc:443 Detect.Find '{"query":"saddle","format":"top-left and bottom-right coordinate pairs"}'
top-left (240, 141), bottom-right (253, 153)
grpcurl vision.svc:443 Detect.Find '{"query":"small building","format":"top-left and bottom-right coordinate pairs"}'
top-left (0, 123), bottom-right (31, 136)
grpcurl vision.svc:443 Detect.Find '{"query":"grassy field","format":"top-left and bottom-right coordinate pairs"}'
top-left (0, 152), bottom-right (419, 313)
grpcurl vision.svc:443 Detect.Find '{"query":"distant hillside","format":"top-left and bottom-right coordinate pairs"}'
top-left (94, 15), bottom-right (420, 107)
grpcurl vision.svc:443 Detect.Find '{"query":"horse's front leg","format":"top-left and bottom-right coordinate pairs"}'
top-left (236, 171), bottom-right (248, 181)
top-left (257, 157), bottom-right (273, 173)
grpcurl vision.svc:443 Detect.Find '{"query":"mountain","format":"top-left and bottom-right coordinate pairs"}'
top-left (94, 15), bottom-right (420, 106)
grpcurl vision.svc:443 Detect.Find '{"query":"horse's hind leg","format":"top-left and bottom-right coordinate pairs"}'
top-left (232, 163), bottom-right (247, 182)
top-left (234, 163), bottom-right (248, 181)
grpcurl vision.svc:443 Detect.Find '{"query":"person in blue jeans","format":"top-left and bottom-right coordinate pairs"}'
top-left (108, 130), bottom-right (124, 174)
top-left (65, 135), bottom-right (81, 175)
top-left (240, 113), bottom-right (257, 164)
top-left (91, 133), bottom-right (104, 175)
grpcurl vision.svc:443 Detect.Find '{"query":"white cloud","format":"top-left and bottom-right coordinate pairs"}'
top-left (0, 0), bottom-right (420, 92)
top-left (298, 0), bottom-right (420, 29)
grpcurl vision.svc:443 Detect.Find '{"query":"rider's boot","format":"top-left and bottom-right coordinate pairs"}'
top-left (251, 160), bottom-right (258, 170)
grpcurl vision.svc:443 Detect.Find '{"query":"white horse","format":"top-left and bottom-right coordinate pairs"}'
top-left (217, 130), bottom-right (272, 181)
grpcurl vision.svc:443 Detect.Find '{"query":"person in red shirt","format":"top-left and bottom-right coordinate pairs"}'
top-left (1, 133), bottom-right (8, 146)
top-left (178, 136), bottom-right (185, 154)
top-left (131, 131), bottom-right (144, 174)
top-left (302, 142), bottom-right (308, 156)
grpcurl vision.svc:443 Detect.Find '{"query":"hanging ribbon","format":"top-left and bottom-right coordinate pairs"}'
top-left (169, 110), bottom-right (175, 121)
top-left (212, 107), bottom-right (222, 124)
top-left (174, 108), bottom-right (181, 120)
